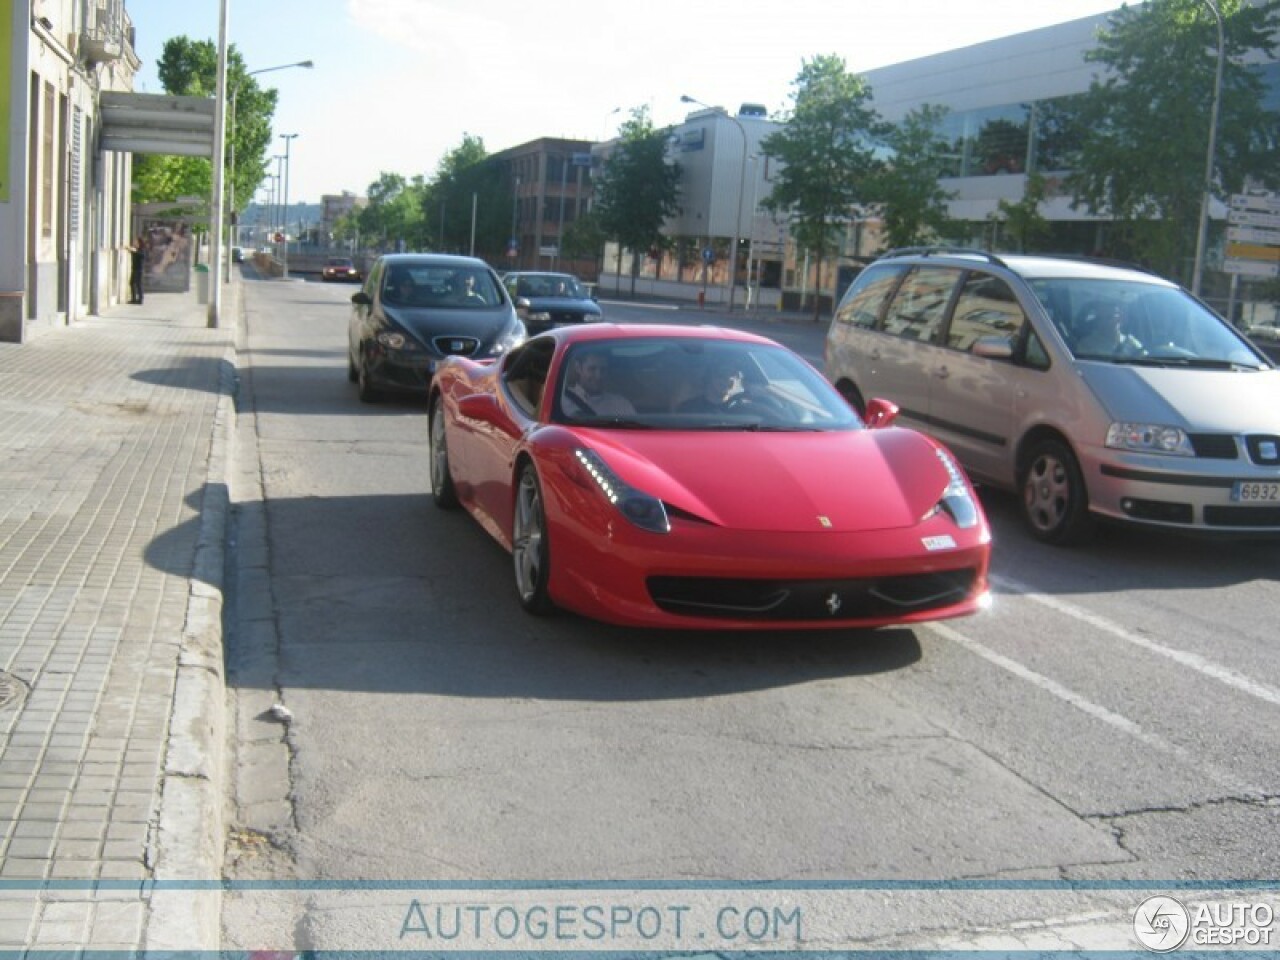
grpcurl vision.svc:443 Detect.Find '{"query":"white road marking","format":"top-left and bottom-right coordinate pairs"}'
top-left (924, 620), bottom-right (1264, 796)
top-left (993, 573), bottom-right (1280, 709)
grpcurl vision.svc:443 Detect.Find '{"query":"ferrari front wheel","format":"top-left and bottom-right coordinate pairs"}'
top-left (429, 398), bottom-right (458, 509)
top-left (512, 463), bottom-right (555, 615)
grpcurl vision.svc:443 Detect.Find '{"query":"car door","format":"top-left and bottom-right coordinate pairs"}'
top-left (865, 266), bottom-right (962, 428)
top-left (927, 270), bottom-right (1050, 484)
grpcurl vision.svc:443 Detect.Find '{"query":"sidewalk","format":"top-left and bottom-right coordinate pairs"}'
top-left (0, 281), bottom-right (237, 950)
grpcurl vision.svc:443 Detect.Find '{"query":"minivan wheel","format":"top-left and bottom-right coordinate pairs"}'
top-left (428, 398), bottom-right (459, 509)
top-left (1019, 438), bottom-right (1093, 545)
top-left (512, 464), bottom-right (555, 615)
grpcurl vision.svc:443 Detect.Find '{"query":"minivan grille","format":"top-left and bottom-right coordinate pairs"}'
top-left (1188, 434), bottom-right (1239, 459)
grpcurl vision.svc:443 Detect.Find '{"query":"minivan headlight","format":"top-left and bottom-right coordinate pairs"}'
top-left (1106, 423), bottom-right (1194, 456)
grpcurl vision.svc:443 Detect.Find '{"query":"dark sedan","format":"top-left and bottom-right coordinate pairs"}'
top-left (502, 271), bottom-right (603, 333)
top-left (348, 254), bottom-right (526, 402)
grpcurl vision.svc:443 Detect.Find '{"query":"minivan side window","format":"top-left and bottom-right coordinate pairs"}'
top-left (833, 265), bottom-right (907, 329)
top-left (882, 267), bottom-right (959, 342)
top-left (948, 273), bottom-right (1026, 352)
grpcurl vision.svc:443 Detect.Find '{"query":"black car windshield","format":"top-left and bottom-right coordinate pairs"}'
top-left (514, 274), bottom-right (587, 299)
top-left (1027, 278), bottom-right (1267, 368)
top-left (554, 337), bottom-right (862, 431)
top-left (384, 265), bottom-right (504, 308)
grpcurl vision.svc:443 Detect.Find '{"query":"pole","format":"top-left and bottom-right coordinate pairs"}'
top-left (469, 193), bottom-right (477, 257)
top-left (224, 85), bottom-right (238, 282)
top-left (1192, 0), bottom-right (1224, 297)
top-left (280, 134), bottom-right (298, 278)
top-left (746, 155), bottom-right (760, 311)
top-left (207, 0), bottom-right (229, 327)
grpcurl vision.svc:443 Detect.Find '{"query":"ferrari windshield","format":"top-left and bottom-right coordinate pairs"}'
top-left (1026, 278), bottom-right (1266, 368)
top-left (554, 337), bottom-right (862, 430)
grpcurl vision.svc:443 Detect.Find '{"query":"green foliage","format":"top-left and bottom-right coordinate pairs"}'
top-left (593, 107), bottom-right (682, 291)
top-left (1065, 0), bottom-right (1280, 281)
top-left (871, 104), bottom-right (957, 250)
top-left (131, 36), bottom-right (281, 219)
top-left (761, 54), bottom-right (885, 317)
top-left (355, 172), bottom-right (426, 250)
top-left (422, 135), bottom-right (510, 255)
top-left (993, 170), bottom-right (1052, 252)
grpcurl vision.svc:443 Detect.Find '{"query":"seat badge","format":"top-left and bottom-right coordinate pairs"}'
top-left (922, 535), bottom-right (957, 551)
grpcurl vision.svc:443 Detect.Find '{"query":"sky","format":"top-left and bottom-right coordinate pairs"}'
top-left (121, 0), bottom-right (1124, 204)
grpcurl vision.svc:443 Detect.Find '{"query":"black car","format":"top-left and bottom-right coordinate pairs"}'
top-left (502, 271), bottom-right (603, 333)
top-left (348, 254), bottom-right (526, 402)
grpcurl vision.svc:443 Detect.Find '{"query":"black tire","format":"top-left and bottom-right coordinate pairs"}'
top-left (356, 346), bottom-right (380, 403)
top-left (428, 398), bottom-right (459, 509)
top-left (1019, 437), bottom-right (1093, 545)
top-left (512, 463), bottom-right (555, 615)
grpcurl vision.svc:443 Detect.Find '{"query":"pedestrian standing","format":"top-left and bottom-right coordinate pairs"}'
top-left (129, 234), bottom-right (147, 304)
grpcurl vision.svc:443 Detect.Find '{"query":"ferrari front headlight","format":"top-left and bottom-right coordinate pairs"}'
top-left (928, 448), bottom-right (979, 529)
top-left (574, 448), bottom-right (670, 534)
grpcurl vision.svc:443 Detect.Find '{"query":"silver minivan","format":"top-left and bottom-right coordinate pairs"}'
top-left (825, 249), bottom-right (1280, 544)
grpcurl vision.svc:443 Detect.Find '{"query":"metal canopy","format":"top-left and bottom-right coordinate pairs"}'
top-left (99, 92), bottom-right (216, 157)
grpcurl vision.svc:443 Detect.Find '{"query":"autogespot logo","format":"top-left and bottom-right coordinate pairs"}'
top-left (1134, 895), bottom-right (1191, 952)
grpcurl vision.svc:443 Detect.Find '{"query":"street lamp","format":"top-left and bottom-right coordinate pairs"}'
top-left (280, 133), bottom-right (299, 278)
top-left (1192, 0), bottom-right (1224, 298)
top-left (681, 95), bottom-right (748, 311)
top-left (225, 60), bottom-right (314, 280)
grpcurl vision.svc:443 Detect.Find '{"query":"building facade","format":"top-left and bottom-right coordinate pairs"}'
top-left (2, 0), bottom-right (140, 342)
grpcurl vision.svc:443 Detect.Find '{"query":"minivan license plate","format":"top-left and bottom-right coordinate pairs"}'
top-left (1232, 481), bottom-right (1280, 502)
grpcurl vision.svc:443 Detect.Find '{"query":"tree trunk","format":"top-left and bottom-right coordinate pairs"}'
top-left (812, 244), bottom-right (825, 323)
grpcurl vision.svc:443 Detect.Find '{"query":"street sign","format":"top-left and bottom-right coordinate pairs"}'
top-left (1226, 242), bottom-right (1280, 263)
top-left (702, 246), bottom-right (715, 264)
top-left (1223, 258), bottom-right (1280, 278)
top-left (1230, 191), bottom-right (1280, 215)
top-left (1227, 208), bottom-right (1280, 229)
top-left (1227, 225), bottom-right (1280, 245)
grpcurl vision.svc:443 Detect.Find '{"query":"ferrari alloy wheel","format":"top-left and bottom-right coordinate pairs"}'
top-left (512, 464), bottom-right (555, 615)
top-left (1019, 437), bottom-right (1092, 545)
top-left (429, 399), bottom-right (458, 509)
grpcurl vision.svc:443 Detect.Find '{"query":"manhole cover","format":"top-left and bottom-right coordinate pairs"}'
top-left (0, 672), bottom-right (30, 712)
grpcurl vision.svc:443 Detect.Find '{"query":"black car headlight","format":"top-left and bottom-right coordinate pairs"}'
top-left (575, 448), bottom-right (670, 534)
top-left (526, 310), bottom-right (553, 326)
top-left (376, 328), bottom-right (423, 352)
top-left (484, 316), bottom-right (527, 358)
top-left (926, 449), bottom-right (979, 529)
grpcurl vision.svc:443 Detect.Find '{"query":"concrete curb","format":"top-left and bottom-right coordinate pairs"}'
top-left (144, 290), bottom-right (240, 950)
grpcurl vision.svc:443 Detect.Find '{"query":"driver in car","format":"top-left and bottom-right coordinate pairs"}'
top-left (678, 357), bottom-right (743, 413)
top-left (1076, 302), bottom-right (1143, 357)
top-left (562, 350), bottom-right (635, 417)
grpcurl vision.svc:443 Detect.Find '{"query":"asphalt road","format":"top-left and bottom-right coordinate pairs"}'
top-left (220, 273), bottom-right (1280, 950)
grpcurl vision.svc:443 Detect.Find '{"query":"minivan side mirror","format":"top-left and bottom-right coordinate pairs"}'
top-left (972, 335), bottom-right (1014, 360)
top-left (863, 397), bottom-right (899, 429)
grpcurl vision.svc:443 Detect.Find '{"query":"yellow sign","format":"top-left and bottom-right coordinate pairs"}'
top-left (1226, 242), bottom-right (1280, 263)
top-left (0, 0), bottom-right (11, 202)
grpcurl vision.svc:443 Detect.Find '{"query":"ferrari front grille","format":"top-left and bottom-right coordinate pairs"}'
top-left (646, 569), bottom-right (979, 621)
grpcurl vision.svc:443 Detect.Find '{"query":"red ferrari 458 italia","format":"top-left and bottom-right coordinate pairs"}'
top-left (428, 324), bottom-right (992, 629)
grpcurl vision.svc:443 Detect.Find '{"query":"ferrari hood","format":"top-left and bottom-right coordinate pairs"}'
top-left (585, 428), bottom-right (953, 533)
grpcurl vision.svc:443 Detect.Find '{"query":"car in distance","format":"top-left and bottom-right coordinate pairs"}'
top-left (502, 271), bottom-right (603, 333)
top-left (825, 247), bottom-right (1280, 544)
top-left (322, 257), bottom-right (362, 282)
top-left (348, 253), bottom-right (526, 402)
top-left (429, 324), bottom-right (991, 628)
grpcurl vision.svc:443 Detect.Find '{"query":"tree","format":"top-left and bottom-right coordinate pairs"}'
top-left (761, 54), bottom-right (885, 321)
top-left (422, 135), bottom-right (509, 257)
top-left (131, 38), bottom-right (279, 223)
top-left (993, 170), bottom-right (1053, 252)
top-left (356, 172), bottom-right (425, 252)
top-left (593, 107), bottom-right (681, 297)
top-left (1065, 0), bottom-right (1280, 281)
top-left (870, 104), bottom-right (957, 250)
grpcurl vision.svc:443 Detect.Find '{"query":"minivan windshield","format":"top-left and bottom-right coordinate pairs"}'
top-left (1026, 279), bottom-right (1267, 369)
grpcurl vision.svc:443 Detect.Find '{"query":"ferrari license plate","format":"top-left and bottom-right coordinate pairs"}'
top-left (1232, 481), bottom-right (1280, 502)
